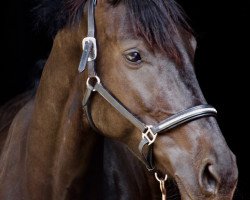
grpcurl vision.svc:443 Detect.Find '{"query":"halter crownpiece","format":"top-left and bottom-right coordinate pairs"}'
top-left (78, 0), bottom-right (97, 73)
top-left (78, 0), bottom-right (218, 194)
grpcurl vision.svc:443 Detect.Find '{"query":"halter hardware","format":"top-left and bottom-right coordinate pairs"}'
top-left (82, 37), bottom-right (97, 61)
top-left (142, 126), bottom-right (157, 145)
top-left (86, 76), bottom-right (100, 91)
top-left (155, 173), bottom-right (168, 200)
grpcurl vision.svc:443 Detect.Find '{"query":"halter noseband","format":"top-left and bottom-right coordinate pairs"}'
top-left (78, 0), bottom-right (217, 171)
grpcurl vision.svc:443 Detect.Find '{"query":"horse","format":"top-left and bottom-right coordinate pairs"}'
top-left (0, 0), bottom-right (238, 199)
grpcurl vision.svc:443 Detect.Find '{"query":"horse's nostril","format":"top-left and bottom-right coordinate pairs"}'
top-left (200, 163), bottom-right (219, 196)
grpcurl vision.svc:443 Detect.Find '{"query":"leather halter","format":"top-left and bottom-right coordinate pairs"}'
top-left (79, 0), bottom-right (217, 171)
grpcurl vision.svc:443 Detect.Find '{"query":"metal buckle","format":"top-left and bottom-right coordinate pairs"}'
top-left (142, 125), bottom-right (157, 145)
top-left (82, 37), bottom-right (97, 61)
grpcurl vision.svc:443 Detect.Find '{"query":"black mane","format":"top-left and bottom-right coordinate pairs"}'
top-left (34, 0), bottom-right (191, 59)
top-left (33, 0), bottom-right (86, 36)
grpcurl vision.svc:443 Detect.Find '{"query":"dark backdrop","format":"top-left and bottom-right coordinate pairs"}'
top-left (1, 0), bottom-right (249, 199)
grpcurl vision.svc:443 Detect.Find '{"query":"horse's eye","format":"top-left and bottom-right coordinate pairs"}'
top-left (125, 51), bottom-right (142, 64)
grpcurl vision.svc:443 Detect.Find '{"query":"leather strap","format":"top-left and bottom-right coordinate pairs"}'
top-left (87, 0), bottom-right (96, 38)
top-left (78, 41), bottom-right (92, 72)
top-left (94, 83), bottom-right (147, 132)
top-left (153, 105), bottom-right (217, 133)
top-left (78, 0), bottom-right (97, 73)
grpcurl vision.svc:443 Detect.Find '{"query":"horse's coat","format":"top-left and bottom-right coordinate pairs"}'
top-left (0, 0), bottom-right (238, 199)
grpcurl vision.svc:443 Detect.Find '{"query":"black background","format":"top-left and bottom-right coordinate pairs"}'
top-left (1, 0), bottom-right (249, 199)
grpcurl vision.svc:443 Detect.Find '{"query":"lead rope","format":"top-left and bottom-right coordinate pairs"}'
top-left (155, 172), bottom-right (168, 200)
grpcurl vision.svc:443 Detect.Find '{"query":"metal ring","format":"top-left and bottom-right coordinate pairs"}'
top-left (86, 76), bottom-right (100, 91)
top-left (155, 172), bottom-right (168, 182)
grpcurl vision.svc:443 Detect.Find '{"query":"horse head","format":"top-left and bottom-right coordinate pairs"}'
top-left (77, 0), bottom-right (238, 199)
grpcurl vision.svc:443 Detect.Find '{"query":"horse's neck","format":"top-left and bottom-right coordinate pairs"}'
top-left (25, 29), bottom-right (101, 199)
top-left (0, 91), bottom-right (34, 154)
top-left (0, 28), bottom-right (159, 199)
top-left (0, 29), bottom-right (100, 199)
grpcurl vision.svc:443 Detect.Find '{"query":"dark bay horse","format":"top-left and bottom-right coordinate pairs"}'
top-left (0, 0), bottom-right (238, 199)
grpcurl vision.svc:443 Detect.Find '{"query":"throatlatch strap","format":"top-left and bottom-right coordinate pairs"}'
top-left (84, 101), bottom-right (100, 133)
